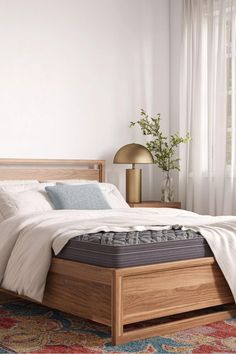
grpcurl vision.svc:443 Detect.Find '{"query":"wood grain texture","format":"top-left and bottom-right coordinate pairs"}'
top-left (129, 201), bottom-right (181, 208)
top-left (115, 257), bottom-right (216, 276)
top-left (0, 158), bottom-right (104, 165)
top-left (118, 308), bottom-right (236, 344)
top-left (42, 257), bottom-right (234, 345)
top-left (0, 256), bottom-right (235, 345)
top-left (0, 159), bottom-right (105, 182)
top-left (49, 258), bottom-right (113, 285)
top-left (43, 259), bottom-right (113, 326)
top-left (122, 262), bottom-right (233, 324)
top-left (0, 291), bottom-right (20, 304)
top-left (111, 273), bottom-right (123, 344)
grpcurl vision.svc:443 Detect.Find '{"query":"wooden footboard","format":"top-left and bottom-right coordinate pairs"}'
top-left (0, 256), bottom-right (235, 344)
top-left (43, 259), bottom-right (113, 326)
top-left (121, 258), bottom-right (233, 324)
top-left (1, 256), bottom-right (235, 345)
top-left (112, 257), bottom-right (235, 344)
top-left (42, 257), bottom-right (236, 345)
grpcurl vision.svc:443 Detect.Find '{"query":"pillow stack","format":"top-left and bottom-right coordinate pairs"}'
top-left (0, 179), bottom-right (129, 221)
top-left (0, 181), bottom-right (54, 220)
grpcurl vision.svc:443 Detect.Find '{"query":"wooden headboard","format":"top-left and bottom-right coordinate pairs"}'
top-left (0, 159), bottom-right (105, 182)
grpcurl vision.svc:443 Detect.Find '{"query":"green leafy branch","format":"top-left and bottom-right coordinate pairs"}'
top-left (130, 109), bottom-right (191, 172)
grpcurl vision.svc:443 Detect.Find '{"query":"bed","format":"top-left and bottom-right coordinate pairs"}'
top-left (0, 158), bottom-right (235, 345)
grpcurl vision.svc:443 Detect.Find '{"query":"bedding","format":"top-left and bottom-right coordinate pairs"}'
top-left (0, 180), bottom-right (39, 185)
top-left (0, 208), bottom-right (236, 303)
top-left (56, 181), bottom-right (130, 209)
top-left (98, 183), bottom-right (130, 209)
top-left (0, 183), bottom-right (55, 219)
top-left (0, 183), bottom-right (40, 193)
top-left (46, 184), bottom-right (111, 210)
top-left (0, 190), bottom-right (54, 219)
top-left (0, 182), bottom-right (47, 221)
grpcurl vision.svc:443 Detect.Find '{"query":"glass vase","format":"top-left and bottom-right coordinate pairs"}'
top-left (161, 171), bottom-right (174, 202)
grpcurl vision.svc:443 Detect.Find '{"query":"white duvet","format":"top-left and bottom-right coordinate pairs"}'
top-left (0, 208), bottom-right (236, 302)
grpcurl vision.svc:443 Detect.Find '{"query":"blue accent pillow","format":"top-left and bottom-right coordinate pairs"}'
top-left (45, 184), bottom-right (111, 210)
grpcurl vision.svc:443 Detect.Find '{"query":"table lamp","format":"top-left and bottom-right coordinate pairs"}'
top-left (113, 143), bottom-right (154, 203)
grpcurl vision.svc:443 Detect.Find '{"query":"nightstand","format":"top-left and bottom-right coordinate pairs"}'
top-left (129, 201), bottom-right (181, 209)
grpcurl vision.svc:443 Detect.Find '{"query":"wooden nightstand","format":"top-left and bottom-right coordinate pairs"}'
top-left (129, 201), bottom-right (181, 209)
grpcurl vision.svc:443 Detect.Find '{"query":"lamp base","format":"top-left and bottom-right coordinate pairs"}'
top-left (126, 169), bottom-right (142, 203)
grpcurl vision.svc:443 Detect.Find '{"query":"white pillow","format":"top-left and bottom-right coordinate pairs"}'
top-left (0, 182), bottom-right (55, 221)
top-left (56, 181), bottom-right (130, 209)
top-left (99, 183), bottom-right (130, 209)
top-left (0, 183), bottom-right (40, 193)
top-left (0, 180), bottom-right (39, 184)
top-left (0, 189), bottom-right (54, 219)
top-left (0, 182), bottom-right (40, 222)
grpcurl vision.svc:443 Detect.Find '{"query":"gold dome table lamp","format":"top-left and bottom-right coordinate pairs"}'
top-left (113, 143), bottom-right (154, 203)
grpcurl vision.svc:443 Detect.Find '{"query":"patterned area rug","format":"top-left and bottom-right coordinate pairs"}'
top-left (0, 298), bottom-right (236, 353)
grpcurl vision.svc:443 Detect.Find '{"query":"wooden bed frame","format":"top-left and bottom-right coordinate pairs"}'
top-left (0, 158), bottom-right (235, 345)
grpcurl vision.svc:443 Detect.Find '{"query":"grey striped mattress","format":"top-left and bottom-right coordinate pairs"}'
top-left (56, 227), bottom-right (213, 268)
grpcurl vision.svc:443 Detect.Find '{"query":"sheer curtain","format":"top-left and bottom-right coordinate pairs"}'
top-left (179, 0), bottom-right (236, 215)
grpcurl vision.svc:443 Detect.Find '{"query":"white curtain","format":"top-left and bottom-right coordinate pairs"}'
top-left (180, 0), bottom-right (236, 215)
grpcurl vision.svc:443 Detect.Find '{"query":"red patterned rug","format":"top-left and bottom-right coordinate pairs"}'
top-left (0, 297), bottom-right (236, 353)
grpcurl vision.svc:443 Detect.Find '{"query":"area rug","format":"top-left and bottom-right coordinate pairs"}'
top-left (0, 300), bottom-right (236, 353)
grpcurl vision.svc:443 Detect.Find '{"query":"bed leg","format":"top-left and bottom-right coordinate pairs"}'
top-left (111, 273), bottom-right (123, 345)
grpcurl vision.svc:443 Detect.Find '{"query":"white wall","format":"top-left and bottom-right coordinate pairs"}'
top-left (0, 0), bottom-right (170, 198)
